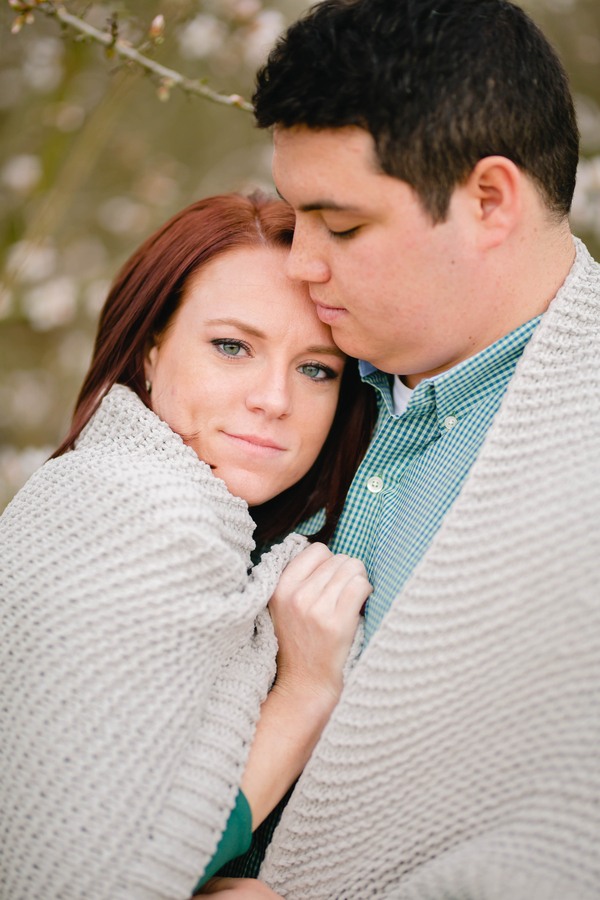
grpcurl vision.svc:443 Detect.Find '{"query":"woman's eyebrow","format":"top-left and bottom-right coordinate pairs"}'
top-left (205, 317), bottom-right (265, 338)
top-left (306, 344), bottom-right (346, 359)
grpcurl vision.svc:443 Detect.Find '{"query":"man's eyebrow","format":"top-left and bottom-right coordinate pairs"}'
top-left (275, 188), bottom-right (361, 215)
top-left (297, 201), bottom-right (362, 213)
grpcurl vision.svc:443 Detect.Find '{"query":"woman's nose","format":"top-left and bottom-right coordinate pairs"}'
top-left (245, 372), bottom-right (292, 419)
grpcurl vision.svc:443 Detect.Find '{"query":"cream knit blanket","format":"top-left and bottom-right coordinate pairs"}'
top-left (260, 239), bottom-right (600, 899)
top-left (0, 385), bottom-right (305, 900)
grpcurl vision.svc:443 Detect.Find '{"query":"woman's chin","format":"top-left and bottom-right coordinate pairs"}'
top-left (211, 468), bottom-right (275, 508)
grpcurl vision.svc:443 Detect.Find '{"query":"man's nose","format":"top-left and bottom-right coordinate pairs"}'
top-left (285, 223), bottom-right (330, 285)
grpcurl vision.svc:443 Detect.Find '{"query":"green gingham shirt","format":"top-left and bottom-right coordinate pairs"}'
top-left (325, 314), bottom-right (542, 642)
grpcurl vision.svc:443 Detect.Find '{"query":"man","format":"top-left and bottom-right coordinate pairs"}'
top-left (209, 0), bottom-right (600, 896)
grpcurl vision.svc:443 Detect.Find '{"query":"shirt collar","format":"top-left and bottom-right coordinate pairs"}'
top-left (359, 314), bottom-right (542, 426)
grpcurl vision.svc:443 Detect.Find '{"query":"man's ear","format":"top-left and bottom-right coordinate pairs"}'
top-left (464, 155), bottom-right (523, 248)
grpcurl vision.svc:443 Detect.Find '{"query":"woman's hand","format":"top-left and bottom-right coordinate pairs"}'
top-left (239, 543), bottom-right (370, 831)
top-left (199, 877), bottom-right (283, 897)
top-left (269, 541), bottom-right (371, 708)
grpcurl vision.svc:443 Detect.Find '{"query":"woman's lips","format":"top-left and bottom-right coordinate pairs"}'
top-left (222, 432), bottom-right (286, 455)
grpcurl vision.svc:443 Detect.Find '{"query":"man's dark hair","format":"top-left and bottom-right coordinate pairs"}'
top-left (253, 0), bottom-right (579, 222)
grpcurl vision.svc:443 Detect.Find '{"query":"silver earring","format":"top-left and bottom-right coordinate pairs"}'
top-left (145, 379), bottom-right (152, 394)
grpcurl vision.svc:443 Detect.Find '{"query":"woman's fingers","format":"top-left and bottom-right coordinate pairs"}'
top-left (312, 553), bottom-right (372, 614)
top-left (268, 544), bottom-right (371, 703)
top-left (199, 877), bottom-right (283, 897)
top-left (271, 543), bottom-right (370, 616)
top-left (270, 541), bottom-right (332, 594)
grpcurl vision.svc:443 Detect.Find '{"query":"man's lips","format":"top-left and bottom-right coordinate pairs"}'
top-left (312, 301), bottom-right (348, 324)
top-left (309, 289), bottom-right (347, 316)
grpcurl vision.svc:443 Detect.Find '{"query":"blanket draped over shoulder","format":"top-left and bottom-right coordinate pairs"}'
top-left (0, 385), bottom-right (305, 900)
top-left (260, 239), bottom-right (600, 900)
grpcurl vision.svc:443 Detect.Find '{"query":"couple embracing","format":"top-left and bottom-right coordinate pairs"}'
top-left (1, 1), bottom-right (599, 898)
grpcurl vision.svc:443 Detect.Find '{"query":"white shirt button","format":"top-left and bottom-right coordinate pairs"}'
top-left (443, 415), bottom-right (458, 431)
top-left (366, 475), bottom-right (384, 493)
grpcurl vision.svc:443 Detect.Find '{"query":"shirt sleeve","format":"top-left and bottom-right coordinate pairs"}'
top-left (194, 789), bottom-right (253, 892)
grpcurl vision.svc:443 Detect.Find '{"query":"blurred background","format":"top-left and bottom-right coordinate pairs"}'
top-left (1, 0), bottom-right (599, 510)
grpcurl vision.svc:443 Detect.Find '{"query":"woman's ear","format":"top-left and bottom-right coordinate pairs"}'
top-left (144, 343), bottom-right (159, 384)
top-left (464, 155), bottom-right (523, 248)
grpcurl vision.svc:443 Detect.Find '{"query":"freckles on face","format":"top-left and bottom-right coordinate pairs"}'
top-left (145, 245), bottom-right (346, 506)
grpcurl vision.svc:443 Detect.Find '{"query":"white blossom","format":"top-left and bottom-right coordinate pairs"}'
top-left (97, 196), bottom-right (150, 236)
top-left (22, 37), bottom-right (64, 93)
top-left (22, 277), bottom-right (78, 331)
top-left (6, 240), bottom-right (57, 284)
top-left (222, 0), bottom-right (262, 22)
top-left (177, 14), bottom-right (228, 60)
top-left (241, 10), bottom-right (285, 67)
top-left (53, 103), bottom-right (86, 133)
top-left (1, 154), bottom-right (42, 194)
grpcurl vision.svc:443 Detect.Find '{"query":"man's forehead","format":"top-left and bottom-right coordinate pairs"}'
top-left (272, 125), bottom-right (383, 205)
top-left (273, 123), bottom-right (373, 153)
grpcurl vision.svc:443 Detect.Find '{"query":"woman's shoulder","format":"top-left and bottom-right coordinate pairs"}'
top-left (1, 385), bottom-right (255, 569)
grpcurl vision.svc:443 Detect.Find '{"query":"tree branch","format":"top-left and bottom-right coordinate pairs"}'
top-left (10, 1), bottom-right (254, 111)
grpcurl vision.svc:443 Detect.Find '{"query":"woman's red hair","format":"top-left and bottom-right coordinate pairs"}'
top-left (54, 192), bottom-right (375, 545)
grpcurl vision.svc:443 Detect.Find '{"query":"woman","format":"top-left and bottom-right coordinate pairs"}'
top-left (0, 193), bottom-right (375, 900)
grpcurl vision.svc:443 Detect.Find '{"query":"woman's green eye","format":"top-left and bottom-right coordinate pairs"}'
top-left (212, 339), bottom-right (251, 357)
top-left (299, 363), bottom-right (334, 381)
top-left (222, 342), bottom-right (242, 355)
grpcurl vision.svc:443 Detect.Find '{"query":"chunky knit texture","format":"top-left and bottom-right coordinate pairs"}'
top-left (0, 385), bottom-right (305, 900)
top-left (260, 239), bottom-right (600, 899)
